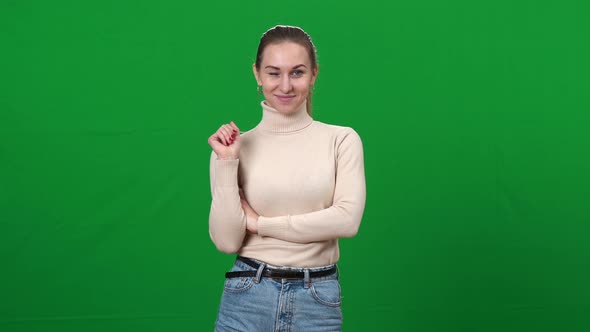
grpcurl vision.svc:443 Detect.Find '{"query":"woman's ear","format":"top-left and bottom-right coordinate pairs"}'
top-left (310, 64), bottom-right (319, 86)
top-left (252, 63), bottom-right (261, 85)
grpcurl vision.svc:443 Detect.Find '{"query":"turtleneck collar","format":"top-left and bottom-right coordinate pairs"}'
top-left (258, 100), bottom-right (314, 133)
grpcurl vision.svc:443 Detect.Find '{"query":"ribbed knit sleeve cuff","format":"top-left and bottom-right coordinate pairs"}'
top-left (214, 159), bottom-right (239, 187)
top-left (257, 215), bottom-right (289, 238)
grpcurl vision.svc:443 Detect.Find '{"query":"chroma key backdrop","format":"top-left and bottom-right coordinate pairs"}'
top-left (1, 1), bottom-right (589, 331)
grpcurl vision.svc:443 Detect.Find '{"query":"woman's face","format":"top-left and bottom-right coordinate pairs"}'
top-left (253, 42), bottom-right (318, 114)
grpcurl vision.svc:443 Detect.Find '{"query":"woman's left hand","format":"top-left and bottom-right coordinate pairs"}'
top-left (240, 189), bottom-right (259, 234)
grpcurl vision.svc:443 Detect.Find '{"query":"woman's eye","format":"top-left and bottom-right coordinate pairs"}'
top-left (269, 73), bottom-right (279, 76)
top-left (291, 70), bottom-right (304, 77)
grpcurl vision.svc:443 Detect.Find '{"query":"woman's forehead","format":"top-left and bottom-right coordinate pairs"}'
top-left (261, 42), bottom-right (310, 68)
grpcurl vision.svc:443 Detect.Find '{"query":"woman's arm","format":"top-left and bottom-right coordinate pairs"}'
top-left (256, 128), bottom-right (366, 243)
top-left (208, 152), bottom-right (247, 253)
top-left (207, 122), bottom-right (248, 253)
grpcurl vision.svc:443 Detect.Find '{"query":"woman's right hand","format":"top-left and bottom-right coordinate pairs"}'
top-left (208, 121), bottom-right (241, 160)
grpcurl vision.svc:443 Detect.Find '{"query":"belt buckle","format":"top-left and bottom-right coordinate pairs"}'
top-left (266, 268), bottom-right (303, 280)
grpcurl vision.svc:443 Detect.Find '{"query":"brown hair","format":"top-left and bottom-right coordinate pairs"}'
top-left (255, 25), bottom-right (318, 115)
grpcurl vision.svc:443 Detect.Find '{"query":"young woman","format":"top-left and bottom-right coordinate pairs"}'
top-left (208, 25), bottom-right (366, 331)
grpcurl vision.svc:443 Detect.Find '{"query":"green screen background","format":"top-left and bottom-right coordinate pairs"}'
top-left (1, 1), bottom-right (589, 331)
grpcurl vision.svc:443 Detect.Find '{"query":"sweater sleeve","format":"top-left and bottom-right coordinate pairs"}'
top-left (208, 151), bottom-right (247, 253)
top-left (257, 128), bottom-right (366, 243)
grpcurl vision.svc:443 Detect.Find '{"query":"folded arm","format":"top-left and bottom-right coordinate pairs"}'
top-left (257, 129), bottom-right (366, 243)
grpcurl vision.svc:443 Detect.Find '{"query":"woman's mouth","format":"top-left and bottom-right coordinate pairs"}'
top-left (275, 95), bottom-right (295, 102)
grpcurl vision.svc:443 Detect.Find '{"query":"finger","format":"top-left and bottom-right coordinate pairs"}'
top-left (229, 121), bottom-right (240, 132)
top-left (209, 132), bottom-right (223, 146)
top-left (226, 124), bottom-right (237, 139)
top-left (221, 125), bottom-right (236, 143)
top-left (240, 199), bottom-right (251, 211)
top-left (241, 200), bottom-right (250, 214)
top-left (208, 133), bottom-right (216, 145)
top-left (211, 131), bottom-right (225, 146)
top-left (221, 125), bottom-right (234, 141)
top-left (230, 121), bottom-right (240, 134)
top-left (217, 128), bottom-right (231, 145)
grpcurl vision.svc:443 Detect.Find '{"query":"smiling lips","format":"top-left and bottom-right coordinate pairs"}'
top-left (276, 95), bottom-right (295, 102)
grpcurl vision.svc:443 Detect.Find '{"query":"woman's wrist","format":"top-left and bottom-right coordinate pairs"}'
top-left (217, 155), bottom-right (238, 160)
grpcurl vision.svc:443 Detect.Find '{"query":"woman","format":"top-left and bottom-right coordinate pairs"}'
top-left (208, 25), bottom-right (366, 331)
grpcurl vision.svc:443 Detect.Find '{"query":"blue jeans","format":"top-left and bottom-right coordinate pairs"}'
top-left (215, 257), bottom-right (342, 332)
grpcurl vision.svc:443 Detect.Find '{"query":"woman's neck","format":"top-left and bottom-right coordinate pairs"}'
top-left (258, 100), bottom-right (313, 133)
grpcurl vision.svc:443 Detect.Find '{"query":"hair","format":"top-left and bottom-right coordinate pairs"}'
top-left (255, 25), bottom-right (318, 115)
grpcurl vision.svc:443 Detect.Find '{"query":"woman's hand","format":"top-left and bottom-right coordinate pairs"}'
top-left (208, 121), bottom-right (240, 160)
top-left (240, 189), bottom-right (259, 234)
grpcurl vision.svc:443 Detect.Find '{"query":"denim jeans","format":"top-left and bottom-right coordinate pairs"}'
top-left (215, 257), bottom-right (342, 332)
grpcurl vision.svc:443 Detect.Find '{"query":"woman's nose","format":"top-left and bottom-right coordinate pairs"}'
top-left (280, 76), bottom-right (292, 93)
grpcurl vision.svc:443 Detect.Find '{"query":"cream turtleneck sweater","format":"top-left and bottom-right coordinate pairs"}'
top-left (209, 100), bottom-right (366, 267)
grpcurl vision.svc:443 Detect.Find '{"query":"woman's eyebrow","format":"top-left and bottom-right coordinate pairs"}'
top-left (264, 64), bottom-right (308, 70)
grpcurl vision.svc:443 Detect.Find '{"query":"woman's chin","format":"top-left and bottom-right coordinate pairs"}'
top-left (275, 100), bottom-right (305, 114)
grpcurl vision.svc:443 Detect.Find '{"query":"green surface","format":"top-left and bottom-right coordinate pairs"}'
top-left (1, 1), bottom-right (589, 331)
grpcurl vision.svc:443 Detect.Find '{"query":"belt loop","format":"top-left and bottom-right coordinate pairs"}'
top-left (303, 269), bottom-right (311, 289)
top-left (254, 263), bottom-right (266, 283)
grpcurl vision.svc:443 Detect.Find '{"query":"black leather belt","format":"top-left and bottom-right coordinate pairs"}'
top-left (225, 256), bottom-right (337, 280)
